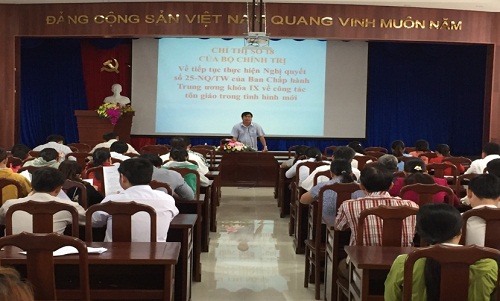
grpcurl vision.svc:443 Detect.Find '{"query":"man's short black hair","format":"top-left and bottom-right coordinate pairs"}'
top-left (170, 148), bottom-right (188, 162)
top-left (170, 137), bottom-right (187, 149)
top-left (435, 144), bottom-right (450, 156)
top-left (241, 111), bottom-right (253, 118)
top-left (139, 153), bottom-right (163, 168)
top-left (118, 158), bottom-right (153, 185)
top-left (468, 174), bottom-right (500, 200)
top-left (360, 163), bottom-right (394, 192)
top-left (483, 142), bottom-right (500, 156)
top-left (110, 141), bottom-right (128, 154)
top-left (487, 159), bottom-right (500, 177)
top-left (103, 132), bottom-right (118, 141)
top-left (391, 140), bottom-right (405, 150)
top-left (414, 139), bottom-right (430, 151)
top-left (40, 148), bottom-right (59, 162)
top-left (10, 144), bottom-right (31, 160)
top-left (333, 146), bottom-right (356, 161)
top-left (46, 134), bottom-right (64, 143)
top-left (32, 167), bottom-right (65, 192)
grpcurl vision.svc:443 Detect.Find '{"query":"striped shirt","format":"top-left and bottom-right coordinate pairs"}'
top-left (334, 191), bottom-right (419, 246)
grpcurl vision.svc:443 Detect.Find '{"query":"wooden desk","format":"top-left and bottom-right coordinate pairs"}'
top-left (345, 246), bottom-right (416, 301)
top-left (206, 170), bottom-right (220, 232)
top-left (324, 216), bottom-right (351, 301)
top-left (0, 242), bottom-right (180, 301)
top-left (218, 151), bottom-right (280, 187)
top-left (277, 167), bottom-right (292, 218)
top-left (169, 214), bottom-right (197, 301)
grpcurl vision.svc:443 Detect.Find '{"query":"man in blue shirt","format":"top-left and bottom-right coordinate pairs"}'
top-left (231, 111), bottom-right (268, 152)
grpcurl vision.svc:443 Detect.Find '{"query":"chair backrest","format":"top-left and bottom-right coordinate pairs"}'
top-left (356, 205), bottom-right (418, 246)
top-left (403, 244), bottom-right (500, 301)
top-left (5, 200), bottom-right (79, 236)
top-left (400, 183), bottom-right (455, 206)
top-left (149, 180), bottom-right (173, 195)
top-left (393, 171), bottom-right (406, 178)
top-left (353, 155), bottom-right (377, 170)
top-left (123, 152), bottom-right (139, 157)
top-left (364, 150), bottom-right (386, 158)
top-left (85, 201), bottom-right (157, 242)
top-left (28, 150), bottom-right (40, 158)
top-left (170, 167), bottom-right (201, 200)
top-left (442, 156), bottom-right (472, 173)
top-left (17, 165), bottom-right (41, 175)
top-left (313, 170), bottom-right (332, 186)
top-left (427, 162), bottom-right (458, 178)
top-left (0, 232), bottom-right (90, 301)
top-left (65, 152), bottom-right (91, 170)
top-left (397, 156), bottom-right (414, 164)
top-left (0, 178), bottom-right (23, 203)
top-left (68, 143), bottom-right (92, 153)
top-left (139, 144), bottom-right (171, 156)
top-left (364, 146), bottom-right (388, 153)
top-left (461, 207), bottom-right (500, 249)
top-left (323, 145), bottom-right (337, 157)
top-left (62, 179), bottom-right (88, 209)
top-left (453, 173), bottom-right (480, 198)
top-left (295, 161), bottom-right (329, 183)
top-left (287, 145), bottom-right (300, 159)
top-left (84, 165), bottom-right (105, 195)
top-left (190, 146), bottom-right (215, 166)
top-left (418, 152), bottom-right (438, 160)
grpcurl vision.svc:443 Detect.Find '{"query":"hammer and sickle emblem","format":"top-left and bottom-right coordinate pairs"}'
top-left (101, 58), bottom-right (120, 74)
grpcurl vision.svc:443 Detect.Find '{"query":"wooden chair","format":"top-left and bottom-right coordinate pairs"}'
top-left (461, 207), bottom-right (500, 249)
top-left (290, 161), bottom-right (329, 253)
top-left (364, 150), bottom-right (386, 158)
top-left (84, 165), bottom-right (105, 195)
top-left (123, 152), bottom-right (139, 157)
top-left (0, 178), bottom-right (23, 203)
top-left (364, 146), bottom-right (388, 153)
top-left (400, 183), bottom-right (455, 206)
top-left (418, 152), bottom-right (437, 160)
top-left (287, 145), bottom-right (301, 159)
top-left (453, 173), bottom-right (480, 198)
top-left (140, 144), bottom-right (171, 156)
top-left (62, 179), bottom-right (88, 209)
top-left (313, 169), bottom-right (332, 186)
top-left (85, 201), bottom-right (157, 242)
top-left (190, 146), bottom-right (215, 167)
top-left (323, 145), bottom-right (337, 158)
top-left (0, 232), bottom-right (90, 301)
top-left (68, 142), bottom-right (92, 153)
top-left (353, 155), bottom-right (377, 170)
top-left (397, 156), bottom-right (414, 164)
top-left (28, 150), bottom-right (40, 157)
top-left (403, 244), bottom-right (500, 301)
top-left (110, 157), bottom-right (123, 164)
top-left (427, 162), bottom-right (458, 178)
top-left (442, 156), bottom-right (472, 173)
top-left (356, 205), bottom-right (418, 246)
top-left (149, 179), bottom-right (173, 195)
top-left (65, 152), bottom-right (90, 170)
top-left (304, 182), bottom-right (360, 300)
top-left (5, 200), bottom-right (79, 236)
top-left (393, 171), bottom-right (406, 178)
top-left (17, 165), bottom-right (41, 175)
top-left (170, 167), bottom-right (201, 200)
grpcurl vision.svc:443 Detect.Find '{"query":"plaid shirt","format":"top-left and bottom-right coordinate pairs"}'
top-left (334, 191), bottom-right (418, 246)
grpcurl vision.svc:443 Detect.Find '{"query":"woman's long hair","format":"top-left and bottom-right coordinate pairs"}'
top-left (330, 160), bottom-right (354, 183)
top-left (416, 203), bottom-right (463, 301)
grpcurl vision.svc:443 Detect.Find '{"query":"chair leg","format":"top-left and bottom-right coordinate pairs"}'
top-left (314, 253), bottom-right (321, 300)
top-left (304, 245), bottom-right (310, 288)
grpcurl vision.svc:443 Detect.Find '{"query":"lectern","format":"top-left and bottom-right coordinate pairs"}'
top-left (74, 110), bottom-right (134, 147)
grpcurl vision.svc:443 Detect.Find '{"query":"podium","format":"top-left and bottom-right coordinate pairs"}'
top-left (74, 110), bottom-right (134, 147)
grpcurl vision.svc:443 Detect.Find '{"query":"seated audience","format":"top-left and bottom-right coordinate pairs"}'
top-left (163, 148), bottom-right (210, 193)
top-left (32, 134), bottom-right (72, 157)
top-left (0, 167), bottom-right (86, 234)
top-left (91, 158), bottom-right (179, 242)
top-left (280, 145), bottom-right (308, 168)
top-left (0, 147), bottom-right (31, 204)
top-left (90, 131), bottom-right (138, 154)
top-left (9, 144), bottom-right (31, 172)
top-left (391, 140), bottom-right (411, 171)
top-left (21, 148), bottom-right (61, 169)
top-left (486, 158), bottom-right (500, 177)
top-left (389, 158), bottom-right (459, 206)
top-left (109, 141), bottom-right (131, 161)
top-left (160, 137), bottom-right (209, 175)
top-left (140, 153), bottom-right (195, 200)
top-left (464, 174), bottom-right (500, 246)
top-left (465, 142), bottom-right (500, 174)
top-left (83, 148), bottom-right (113, 193)
top-left (384, 203), bottom-right (498, 301)
top-left (428, 143), bottom-right (465, 175)
top-left (301, 146), bottom-right (360, 191)
top-left (285, 147), bottom-right (328, 185)
top-left (408, 139), bottom-right (431, 159)
top-left (0, 266), bottom-right (34, 301)
top-left (334, 164), bottom-right (418, 281)
top-left (300, 159), bottom-right (356, 218)
top-left (58, 160), bottom-right (103, 207)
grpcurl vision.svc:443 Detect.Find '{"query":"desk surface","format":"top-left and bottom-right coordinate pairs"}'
top-left (0, 242), bottom-right (181, 265)
top-left (345, 246), bottom-right (416, 270)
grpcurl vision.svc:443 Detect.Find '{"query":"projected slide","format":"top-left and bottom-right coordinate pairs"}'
top-left (156, 38), bottom-right (326, 136)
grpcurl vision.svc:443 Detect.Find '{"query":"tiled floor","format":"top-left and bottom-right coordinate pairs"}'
top-left (192, 187), bottom-right (319, 301)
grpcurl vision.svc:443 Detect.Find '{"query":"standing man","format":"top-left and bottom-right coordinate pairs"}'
top-left (231, 111), bottom-right (267, 152)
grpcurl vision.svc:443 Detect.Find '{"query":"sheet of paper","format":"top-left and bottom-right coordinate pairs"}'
top-left (103, 164), bottom-right (123, 196)
top-left (20, 246), bottom-right (108, 257)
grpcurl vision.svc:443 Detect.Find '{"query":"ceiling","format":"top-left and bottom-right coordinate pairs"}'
top-left (1, 0), bottom-right (499, 13)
